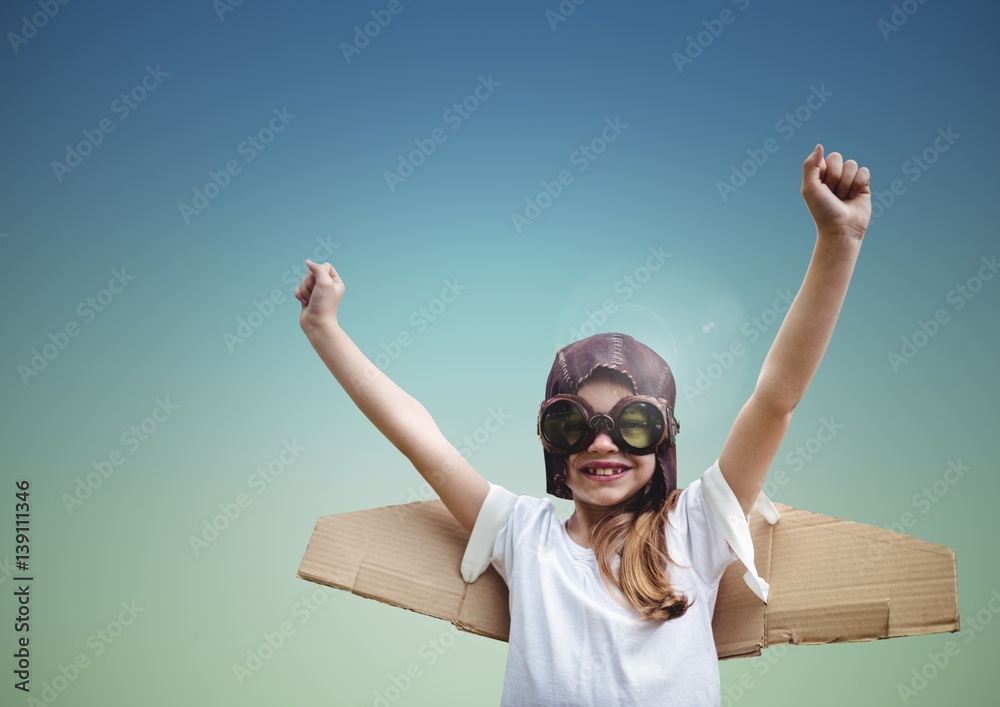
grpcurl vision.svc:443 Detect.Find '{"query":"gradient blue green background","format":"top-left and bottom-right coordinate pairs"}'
top-left (2, 0), bottom-right (998, 705)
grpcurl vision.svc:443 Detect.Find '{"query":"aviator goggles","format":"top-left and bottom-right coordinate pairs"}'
top-left (536, 394), bottom-right (680, 456)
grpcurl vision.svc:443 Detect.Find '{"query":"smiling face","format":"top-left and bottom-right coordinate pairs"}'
top-left (563, 372), bottom-right (658, 508)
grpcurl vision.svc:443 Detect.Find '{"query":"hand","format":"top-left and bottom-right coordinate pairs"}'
top-left (801, 144), bottom-right (871, 241)
top-left (295, 259), bottom-right (344, 336)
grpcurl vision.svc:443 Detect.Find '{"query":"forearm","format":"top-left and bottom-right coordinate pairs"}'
top-left (305, 322), bottom-right (437, 458)
top-left (755, 230), bottom-right (863, 411)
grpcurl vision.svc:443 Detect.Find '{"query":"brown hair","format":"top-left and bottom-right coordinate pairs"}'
top-left (575, 368), bottom-right (692, 622)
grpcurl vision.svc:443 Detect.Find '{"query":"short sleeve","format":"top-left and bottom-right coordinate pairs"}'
top-left (670, 474), bottom-right (739, 587)
top-left (461, 482), bottom-right (518, 584)
top-left (699, 457), bottom-right (781, 603)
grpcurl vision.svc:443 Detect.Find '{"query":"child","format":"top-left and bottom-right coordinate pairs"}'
top-left (295, 144), bottom-right (872, 706)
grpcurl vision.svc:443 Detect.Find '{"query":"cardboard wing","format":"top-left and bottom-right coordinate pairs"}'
top-left (296, 498), bottom-right (959, 659)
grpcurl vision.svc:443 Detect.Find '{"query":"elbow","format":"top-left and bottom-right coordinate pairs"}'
top-left (751, 390), bottom-right (798, 416)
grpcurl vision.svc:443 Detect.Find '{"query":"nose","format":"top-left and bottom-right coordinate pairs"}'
top-left (588, 427), bottom-right (619, 452)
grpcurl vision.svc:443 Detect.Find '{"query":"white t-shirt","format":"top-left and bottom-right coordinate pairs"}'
top-left (461, 457), bottom-right (778, 707)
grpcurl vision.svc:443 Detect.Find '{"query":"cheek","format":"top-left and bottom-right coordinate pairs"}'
top-left (637, 457), bottom-right (657, 480)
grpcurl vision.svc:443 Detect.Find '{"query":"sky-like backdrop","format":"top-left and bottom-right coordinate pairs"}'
top-left (1, 1), bottom-right (998, 705)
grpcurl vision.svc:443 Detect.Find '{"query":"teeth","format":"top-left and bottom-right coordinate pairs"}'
top-left (584, 467), bottom-right (627, 476)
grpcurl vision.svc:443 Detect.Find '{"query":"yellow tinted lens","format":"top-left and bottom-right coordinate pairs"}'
top-left (619, 403), bottom-right (661, 448)
top-left (542, 401), bottom-right (586, 448)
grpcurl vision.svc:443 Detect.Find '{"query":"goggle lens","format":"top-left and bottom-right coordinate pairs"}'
top-left (540, 398), bottom-right (667, 454)
top-left (540, 400), bottom-right (588, 449)
top-left (618, 402), bottom-right (663, 449)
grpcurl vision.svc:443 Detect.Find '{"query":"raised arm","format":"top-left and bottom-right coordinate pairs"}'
top-left (719, 145), bottom-right (872, 516)
top-left (296, 260), bottom-right (490, 533)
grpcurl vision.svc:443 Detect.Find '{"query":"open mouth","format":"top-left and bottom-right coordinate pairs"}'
top-left (580, 466), bottom-right (630, 481)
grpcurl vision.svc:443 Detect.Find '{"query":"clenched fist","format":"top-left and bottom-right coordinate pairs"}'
top-left (295, 259), bottom-right (344, 336)
top-left (801, 144), bottom-right (871, 241)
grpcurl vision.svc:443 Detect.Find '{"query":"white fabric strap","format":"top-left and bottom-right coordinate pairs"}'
top-left (461, 482), bottom-right (518, 584)
top-left (700, 459), bottom-right (780, 603)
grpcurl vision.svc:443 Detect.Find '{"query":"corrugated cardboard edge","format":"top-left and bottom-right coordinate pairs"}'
top-left (296, 499), bottom-right (960, 659)
top-left (758, 505), bottom-right (960, 649)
